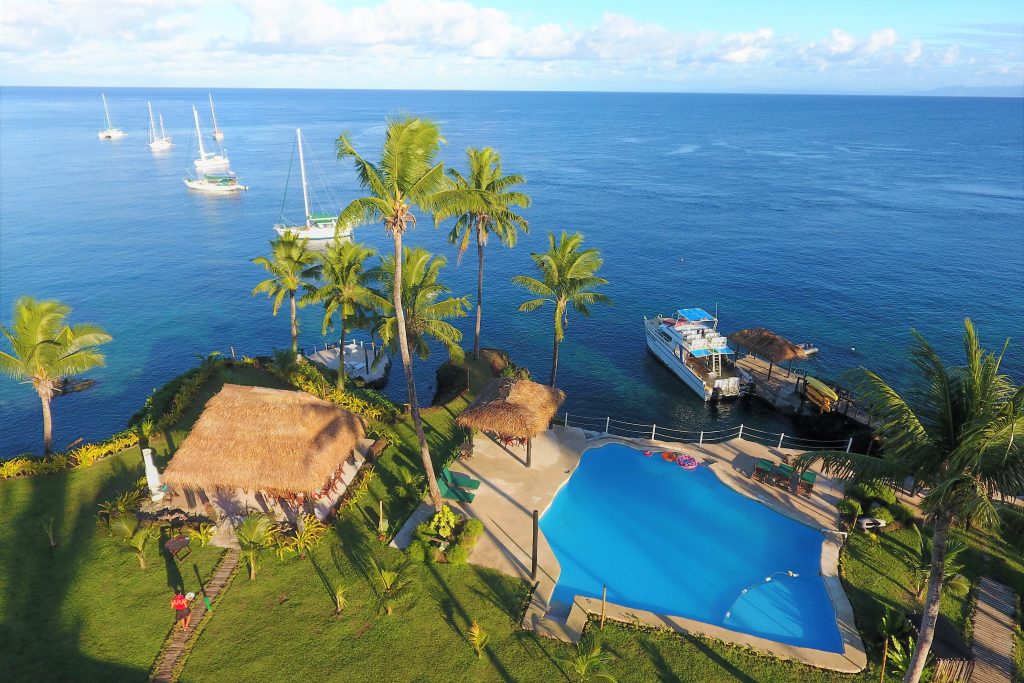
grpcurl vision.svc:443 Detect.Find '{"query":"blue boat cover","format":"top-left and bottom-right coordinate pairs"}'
top-left (677, 308), bottom-right (714, 321)
top-left (690, 347), bottom-right (734, 357)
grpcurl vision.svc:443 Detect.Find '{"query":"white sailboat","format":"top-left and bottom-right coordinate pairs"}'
top-left (274, 128), bottom-right (352, 240)
top-left (189, 105), bottom-right (230, 174)
top-left (209, 93), bottom-right (224, 141)
top-left (146, 102), bottom-right (173, 151)
top-left (97, 93), bottom-right (125, 140)
top-left (183, 106), bottom-right (247, 193)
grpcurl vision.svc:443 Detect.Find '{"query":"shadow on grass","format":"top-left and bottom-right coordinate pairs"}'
top-left (159, 528), bottom-right (185, 593)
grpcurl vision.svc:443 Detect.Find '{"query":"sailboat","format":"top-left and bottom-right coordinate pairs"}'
top-left (146, 102), bottom-right (173, 151)
top-left (274, 128), bottom-right (352, 240)
top-left (190, 105), bottom-right (230, 174)
top-left (209, 93), bottom-right (224, 141)
top-left (97, 94), bottom-right (125, 140)
top-left (183, 106), bottom-right (247, 193)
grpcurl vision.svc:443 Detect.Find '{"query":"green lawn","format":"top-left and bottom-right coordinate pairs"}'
top-left (2, 357), bottom-right (1022, 683)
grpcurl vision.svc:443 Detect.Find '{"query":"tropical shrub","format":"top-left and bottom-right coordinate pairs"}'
top-left (890, 501), bottom-right (917, 525)
top-left (111, 516), bottom-right (156, 570)
top-left (187, 523), bottom-right (216, 548)
top-left (459, 518), bottom-right (484, 544)
top-left (836, 498), bottom-right (861, 526)
top-left (997, 504), bottom-right (1024, 552)
top-left (560, 633), bottom-right (618, 683)
top-left (429, 505), bottom-right (458, 540)
top-left (235, 514), bottom-right (277, 580)
top-left (847, 480), bottom-right (897, 507)
top-left (0, 458), bottom-right (36, 479)
top-left (871, 506), bottom-right (895, 526)
top-left (3, 429), bottom-right (141, 480)
top-left (468, 620), bottom-right (489, 659)
top-left (292, 514), bottom-right (328, 558)
top-left (368, 555), bottom-right (415, 616)
top-left (446, 543), bottom-right (469, 565)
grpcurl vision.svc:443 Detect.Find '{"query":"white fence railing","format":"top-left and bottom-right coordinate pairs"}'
top-left (554, 412), bottom-right (854, 453)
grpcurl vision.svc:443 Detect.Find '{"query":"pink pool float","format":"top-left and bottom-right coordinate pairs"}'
top-left (676, 454), bottom-right (699, 470)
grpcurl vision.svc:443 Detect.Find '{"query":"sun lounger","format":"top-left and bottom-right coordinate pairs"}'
top-left (442, 466), bottom-right (481, 490)
top-left (771, 463), bottom-right (796, 488)
top-left (752, 458), bottom-right (773, 481)
top-left (438, 477), bottom-right (475, 503)
top-left (798, 470), bottom-right (817, 496)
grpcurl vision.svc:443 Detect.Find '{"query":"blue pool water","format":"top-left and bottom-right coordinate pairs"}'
top-left (541, 443), bottom-right (844, 652)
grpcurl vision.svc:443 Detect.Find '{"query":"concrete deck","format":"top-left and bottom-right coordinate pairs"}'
top-left (306, 340), bottom-right (389, 384)
top-left (402, 426), bottom-right (865, 673)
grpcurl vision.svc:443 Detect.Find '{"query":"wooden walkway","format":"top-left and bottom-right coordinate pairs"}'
top-left (150, 549), bottom-right (240, 683)
top-left (969, 577), bottom-right (1017, 683)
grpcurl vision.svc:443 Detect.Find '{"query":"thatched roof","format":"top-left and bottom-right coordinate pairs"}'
top-left (162, 384), bottom-right (364, 495)
top-left (728, 327), bottom-right (808, 362)
top-left (457, 378), bottom-right (566, 439)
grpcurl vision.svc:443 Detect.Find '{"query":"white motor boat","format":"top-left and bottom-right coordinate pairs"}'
top-left (644, 307), bottom-right (741, 401)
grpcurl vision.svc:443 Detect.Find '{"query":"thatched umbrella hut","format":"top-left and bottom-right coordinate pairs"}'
top-left (457, 378), bottom-right (566, 467)
top-left (162, 384), bottom-right (365, 519)
top-left (728, 327), bottom-right (808, 380)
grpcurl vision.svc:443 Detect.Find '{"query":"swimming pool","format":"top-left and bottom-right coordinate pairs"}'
top-left (540, 443), bottom-right (844, 653)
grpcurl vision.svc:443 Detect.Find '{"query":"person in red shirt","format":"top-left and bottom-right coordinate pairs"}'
top-left (171, 593), bottom-right (191, 630)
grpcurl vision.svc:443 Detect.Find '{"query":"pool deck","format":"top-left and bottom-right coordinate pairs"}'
top-left (396, 425), bottom-right (866, 673)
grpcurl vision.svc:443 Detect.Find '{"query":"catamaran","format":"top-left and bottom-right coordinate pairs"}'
top-left (274, 128), bottom-right (352, 240)
top-left (97, 94), bottom-right (125, 140)
top-left (208, 93), bottom-right (224, 141)
top-left (183, 106), bottom-right (247, 193)
top-left (146, 102), bottom-right (173, 151)
top-left (643, 307), bottom-right (741, 401)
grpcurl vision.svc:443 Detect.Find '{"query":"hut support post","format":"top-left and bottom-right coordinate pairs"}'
top-left (526, 438), bottom-right (532, 468)
top-left (767, 361), bottom-right (774, 380)
top-left (531, 510), bottom-right (538, 581)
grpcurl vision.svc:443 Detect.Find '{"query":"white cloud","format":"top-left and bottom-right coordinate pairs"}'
top-left (904, 38), bottom-right (924, 64)
top-left (942, 44), bottom-right (961, 65)
top-left (825, 29), bottom-right (857, 54)
top-left (864, 28), bottom-right (898, 54)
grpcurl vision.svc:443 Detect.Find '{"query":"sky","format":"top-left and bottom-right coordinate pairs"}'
top-left (1, 0), bottom-right (1022, 94)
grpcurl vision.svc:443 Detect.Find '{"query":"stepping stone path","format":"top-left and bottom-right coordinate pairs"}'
top-left (969, 577), bottom-right (1017, 683)
top-left (150, 549), bottom-right (240, 683)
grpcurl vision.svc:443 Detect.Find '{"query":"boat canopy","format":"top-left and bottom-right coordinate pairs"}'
top-left (690, 347), bottom-right (734, 357)
top-left (676, 308), bottom-right (715, 322)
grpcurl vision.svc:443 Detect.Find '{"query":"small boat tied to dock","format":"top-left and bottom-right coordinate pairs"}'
top-left (643, 307), bottom-right (742, 402)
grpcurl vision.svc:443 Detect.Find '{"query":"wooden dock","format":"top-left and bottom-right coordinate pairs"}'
top-left (969, 578), bottom-right (1017, 683)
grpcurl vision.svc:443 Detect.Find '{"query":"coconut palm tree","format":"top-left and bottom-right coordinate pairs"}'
top-left (234, 514), bottom-right (277, 581)
top-left (512, 231), bottom-right (612, 386)
top-left (441, 147), bottom-right (530, 360)
top-left (302, 240), bottom-right (378, 391)
top-left (251, 232), bottom-right (320, 354)
top-left (370, 246), bottom-right (469, 365)
top-left (336, 115), bottom-right (482, 511)
top-left (0, 297), bottom-right (112, 453)
top-left (797, 320), bottom-right (1024, 683)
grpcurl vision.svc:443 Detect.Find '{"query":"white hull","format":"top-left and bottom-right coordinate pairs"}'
top-left (274, 222), bottom-right (351, 241)
top-left (194, 155), bottom-right (230, 174)
top-left (148, 138), bottom-right (173, 151)
top-left (644, 317), bottom-right (741, 402)
top-left (98, 129), bottom-right (125, 140)
top-left (184, 177), bottom-right (248, 193)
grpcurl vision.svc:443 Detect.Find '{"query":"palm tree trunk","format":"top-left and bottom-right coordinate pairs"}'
top-left (549, 304), bottom-right (562, 386)
top-left (474, 229), bottom-right (484, 361)
top-left (40, 392), bottom-right (53, 454)
top-left (290, 292), bottom-right (298, 354)
top-left (903, 511), bottom-right (952, 683)
top-left (338, 325), bottom-right (346, 392)
top-left (392, 231), bottom-right (444, 511)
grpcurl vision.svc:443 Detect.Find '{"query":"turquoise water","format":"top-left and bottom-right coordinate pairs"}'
top-left (541, 443), bottom-right (844, 652)
top-left (1, 88), bottom-right (1022, 454)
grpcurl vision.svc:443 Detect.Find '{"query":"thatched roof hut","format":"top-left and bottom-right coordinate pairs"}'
top-left (162, 384), bottom-right (364, 496)
top-left (728, 328), bottom-right (808, 362)
top-left (457, 378), bottom-right (566, 467)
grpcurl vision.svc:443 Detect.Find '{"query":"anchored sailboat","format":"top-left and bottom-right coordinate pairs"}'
top-left (209, 93), bottom-right (224, 141)
top-left (183, 106), bottom-right (247, 193)
top-left (147, 102), bottom-right (173, 151)
top-left (274, 128), bottom-right (352, 240)
top-left (97, 94), bottom-right (125, 140)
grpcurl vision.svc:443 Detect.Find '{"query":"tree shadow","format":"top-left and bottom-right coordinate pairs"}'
top-left (159, 527), bottom-right (184, 593)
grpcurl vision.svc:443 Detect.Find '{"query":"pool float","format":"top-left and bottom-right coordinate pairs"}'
top-left (661, 452), bottom-right (676, 461)
top-left (642, 450), bottom-right (653, 457)
top-left (676, 454), bottom-right (698, 470)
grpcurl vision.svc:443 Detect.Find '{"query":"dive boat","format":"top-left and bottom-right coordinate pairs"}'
top-left (643, 307), bottom-right (741, 401)
top-left (183, 106), bottom-right (247, 193)
top-left (97, 94), bottom-right (125, 140)
top-left (274, 128), bottom-right (352, 240)
top-left (209, 93), bottom-right (224, 141)
top-left (146, 102), bottom-right (173, 151)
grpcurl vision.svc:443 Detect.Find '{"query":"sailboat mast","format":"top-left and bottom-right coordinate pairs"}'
top-left (147, 102), bottom-right (156, 142)
top-left (159, 114), bottom-right (167, 139)
top-left (209, 93), bottom-right (219, 134)
top-left (297, 129), bottom-right (312, 228)
top-left (192, 106), bottom-right (207, 158)
top-left (102, 94), bottom-right (112, 129)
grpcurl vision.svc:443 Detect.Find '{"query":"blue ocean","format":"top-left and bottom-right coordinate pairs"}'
top-left (1, 88), bottom-right (1021, 455)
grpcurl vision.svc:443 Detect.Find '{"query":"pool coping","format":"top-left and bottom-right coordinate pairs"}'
top-left (525, 434), bottom-right (866, 674)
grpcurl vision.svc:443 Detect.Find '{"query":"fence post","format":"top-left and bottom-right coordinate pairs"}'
top-left (605, 416), bottom-right (610, 434)
top-left (651, 423), bottom-right (657, 440)
top-left (737, 424), bottom-right (744, 441)
top-left (699, 431), bottom-right (704, 446)
top-left (563, 412), bottom-right (568, 427)
top-left (531, 510), bottom-right (539, 581)
top-left (845, 437), bottom-right (853, 454)
top-left (778, 432), bottom-right (785, 449)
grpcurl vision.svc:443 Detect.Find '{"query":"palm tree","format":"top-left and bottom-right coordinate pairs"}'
top-left (251, 232), bottom-right (320, 354)
top-left (234, 514), bottom-right (277, 580)
top-left (442, 147), bottom-right (530, 360)
top-left (336, 115), bottom-right (482, 511)
top-left (302, 240), bottom-right (378, 391)
top-left (0, 297), bottom-right (112, 453)
top-left (512, 231), bottom-right (612, 386)
top-left (797, 320), bottom-right (1024, 683)
top-left (560, 633), bottom-right (618, 682)
top-left (367, 555), bottom-right (415, 616)
top-left (371, 246), bottom-right (469, 365)
top-left (900, 525), bottom-right (970, 600)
